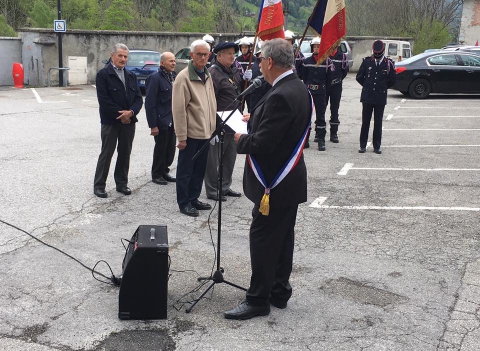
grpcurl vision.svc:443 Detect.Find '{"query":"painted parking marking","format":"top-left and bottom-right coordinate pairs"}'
top-left (337, 163), bottom-right (480, 176)
top-left (386, 114), bottom-right (394, 120)
top-left (383, 128), bottom-right (480, 131)
top-left (385, 144), bottom-right (480, 148)
top-left (309, 202), bottom-right (480, 212)
top-left (395, 106), bottom-right (480, 109)
top-left (388, 115), bottom-right (480, 119)
top-left (309, 197), bottom-right (328, 208)
top-left (30, 88), bottom-right (66, 104)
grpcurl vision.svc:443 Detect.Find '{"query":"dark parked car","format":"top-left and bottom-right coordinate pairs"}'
top-left (102, 50), bottom-right (161, 92)
top-left (393, 51), bottom-right (480, 98)
top-left (126, 50), bottom-right (161, 93)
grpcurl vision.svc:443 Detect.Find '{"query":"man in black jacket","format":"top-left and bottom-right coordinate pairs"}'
top-left (145, 52), bottom-right (177, 185)
top-left (356, 40), bottom-right (396, 154)
top-left (204, 42), bottom-right (244, 202)
top-left (226, 39), bottom-right (312, 320)
top-left (93, 43), bottom-right (143, 198)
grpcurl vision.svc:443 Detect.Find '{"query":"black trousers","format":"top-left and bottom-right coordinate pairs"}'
top-left (175, 138), bottom-right (209, 208)
top-left (360, 103), bottom-right (385, 150)
top-left (326, 83), bottom-right (342, 133)
top-left (152, 126), bottom-right (176, 179)
top-left (94, 123), bottom-right (135, 190)
top-left (312, 92), bottom-right (327, 139)
top-left (246, 204), bottom-right (298, 307)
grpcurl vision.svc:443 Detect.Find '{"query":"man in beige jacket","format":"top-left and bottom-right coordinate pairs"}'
top-left (172, 39), bottom-right (217, 217)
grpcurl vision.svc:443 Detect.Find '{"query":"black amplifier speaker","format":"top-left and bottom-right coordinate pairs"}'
top-left (118, 225), bottom-right (169, 320)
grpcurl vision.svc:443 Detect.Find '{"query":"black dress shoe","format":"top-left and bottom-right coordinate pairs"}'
top-left (374, 149), bottom-right (382, 154)
top-left (207, 195), bottom-right (227, 202)
top-left (358, 147), bottom-right (366, 153)
top-left (224, 301), bottom-right (270, 320)
top-left (162, 173), bottom-right (176, 182)
top-left (304, 141), bottom-right (310, 149)
top-left (116, 186), bottom-right (131, 195)
top-left (318, 140), bottom-right (326, 151)
top-left (94, 188), bottom-right (108, 198)
top-left (180, 204), bottom-right (199, 217)
top-left (330, 134), bottom-right (339, 143)
top-left (224, 189), bottom-right (242, 197)
top-left (269, 297), bottom-right (287, 309)
top-left (152, 177), bottom-right (168, 185)
top-left (191, 200), bottom-right (212, 210)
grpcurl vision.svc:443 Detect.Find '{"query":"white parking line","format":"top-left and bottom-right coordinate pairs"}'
top-left (337, 163), bottom-right (480, 176)
top-left (309, 197), bottom-right (328, 208)
top-left (311, 204), bottom-right (480, 212)
top-left (395, 106), bottom-right (480, 109)
top-left (30, 88), bottom-right (66, 104)
top-left (383, 128), bottom-right (480, 131)
top-left (389, 115), bottom-right (480, 118)
top-left (385, 144), bottom-right (480, 148)
top-left (386, 114), bottom-right (393, 120)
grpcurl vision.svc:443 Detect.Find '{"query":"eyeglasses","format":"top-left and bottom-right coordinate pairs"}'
top-left (194, 52), bottom-right (209, 57)
top-left (258, 56), bottom-right (267, 60)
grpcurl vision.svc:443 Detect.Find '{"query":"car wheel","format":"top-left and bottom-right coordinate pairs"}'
top-left (408, 79), bottom-right (431, 99)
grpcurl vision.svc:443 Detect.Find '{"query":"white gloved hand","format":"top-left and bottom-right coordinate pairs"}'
top-left (243, 69), bottom-right (252, 81)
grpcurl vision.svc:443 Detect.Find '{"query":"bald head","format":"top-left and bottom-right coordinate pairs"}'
top-left (161, 52), bottom-right (176, 73)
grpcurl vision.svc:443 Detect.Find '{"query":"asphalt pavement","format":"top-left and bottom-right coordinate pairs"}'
top-left (0, 75), bottom-right (479, 351)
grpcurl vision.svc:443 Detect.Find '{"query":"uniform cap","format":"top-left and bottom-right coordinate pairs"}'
top-left (213, 42), bottom-right (239, 54)
top-left (372, 40), bottom-right (385, 58)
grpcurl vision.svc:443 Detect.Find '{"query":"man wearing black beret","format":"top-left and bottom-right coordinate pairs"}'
top-left (204, 42), bottom-right (245, 202)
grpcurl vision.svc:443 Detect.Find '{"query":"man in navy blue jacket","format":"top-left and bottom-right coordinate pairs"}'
top-left (145, 52), bottom-right (177, 185)
top-left (93, 43), bottom-right (143, 198)
top-left (356, 40), bottom-right (396, 154)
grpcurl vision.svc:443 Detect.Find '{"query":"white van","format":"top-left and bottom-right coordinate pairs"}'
top-left (382, 40), bottom-right (412, 63)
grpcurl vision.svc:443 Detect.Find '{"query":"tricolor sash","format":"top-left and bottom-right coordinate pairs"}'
top-left (247, 94), bottom-right (314, 216)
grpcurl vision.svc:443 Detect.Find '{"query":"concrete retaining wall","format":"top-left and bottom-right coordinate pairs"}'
top-left (0, 37), bottom-right (22, 86)
top-left (19, 29), bottom-right (239, 87)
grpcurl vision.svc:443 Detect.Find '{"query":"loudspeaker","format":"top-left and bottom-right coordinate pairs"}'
top-left (118, 225), bottom-right (169, 320)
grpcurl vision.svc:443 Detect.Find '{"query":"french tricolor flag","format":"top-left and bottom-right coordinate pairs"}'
top-left (257, 0), bottom-right (285, 41)
top-left (308, 0), bottom-right (346, 63)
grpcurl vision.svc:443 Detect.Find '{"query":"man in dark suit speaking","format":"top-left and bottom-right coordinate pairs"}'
top-left (226, 38), bottom-right (312, 320)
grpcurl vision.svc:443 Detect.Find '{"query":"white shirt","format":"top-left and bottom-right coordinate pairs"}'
top-left (272, 69), bottom-right (294, 86)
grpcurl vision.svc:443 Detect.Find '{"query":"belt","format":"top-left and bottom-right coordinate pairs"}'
top-left (308, 84), bottom-right (320, 90)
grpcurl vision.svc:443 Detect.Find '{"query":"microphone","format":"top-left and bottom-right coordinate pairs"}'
top-left (236, 78), bottom-right (262, 99)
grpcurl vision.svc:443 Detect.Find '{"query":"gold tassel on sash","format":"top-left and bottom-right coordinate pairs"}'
top-left (259, 188), bottom-right (270, 216)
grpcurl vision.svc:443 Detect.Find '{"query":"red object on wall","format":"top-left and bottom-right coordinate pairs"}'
top-left (12, 62), bottom-right (24, 89)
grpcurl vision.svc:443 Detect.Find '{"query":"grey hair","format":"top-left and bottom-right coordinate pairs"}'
top-left (190, 40), bottom-right (210, 52)
top-left (262, 39), bottom-right (294, 69)
top-left (112, 43), bottom-right (129, 54)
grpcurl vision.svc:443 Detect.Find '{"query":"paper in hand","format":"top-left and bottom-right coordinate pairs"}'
top-left (217, 110), bottom-right (248, 134)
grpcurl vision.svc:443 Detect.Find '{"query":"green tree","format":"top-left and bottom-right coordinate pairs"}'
top-left (29, 0), bottom-right (56, 28)
top-left (101, 0), bottom-right (136, 30)
top-left (0, 14), bottom-right (17, 36)
top-left (403, 19), bottom-right (452, 54)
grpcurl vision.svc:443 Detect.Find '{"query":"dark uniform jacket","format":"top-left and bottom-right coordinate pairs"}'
top-left (356, 56), bottom-right (396, 105)
top-left (301, 55), bottom-right (331, 95)
top-left (328, 49), bottom-right (349, 87)
top-left (237, 73), bottom-right (311, 208)
top-left (246, 59), bottom-right (272, 111)
top-left (208, 62), bottom-right (243, 111)
top-left (236, 53), bottom-right (252, 72)
top-left (145, 68), bottom-right (176, 130)
top-left (96, 64), bottom-right (143, 124)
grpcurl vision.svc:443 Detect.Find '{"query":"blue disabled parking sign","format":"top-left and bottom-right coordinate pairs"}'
top-left (54, 20), bottom-right (66, 32)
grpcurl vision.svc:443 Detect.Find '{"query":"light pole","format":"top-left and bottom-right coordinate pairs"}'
top-left (57, 0), bottom-right (64, 86)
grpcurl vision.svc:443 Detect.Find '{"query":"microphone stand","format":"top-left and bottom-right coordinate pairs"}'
top-left (186, 99), bottom-right (247, 313)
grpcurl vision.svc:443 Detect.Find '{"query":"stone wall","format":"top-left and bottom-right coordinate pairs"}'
top-left (18, 29), bottom-right (239, 87)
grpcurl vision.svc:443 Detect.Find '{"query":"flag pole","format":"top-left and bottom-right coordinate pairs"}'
top-left (241, 2), bottom-right (264, 112)
top-left (295, 0), bottom-right (322, 57)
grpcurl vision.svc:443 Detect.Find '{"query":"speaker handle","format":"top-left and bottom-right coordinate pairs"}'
top-left (150, 227), bottom-right (156, 241)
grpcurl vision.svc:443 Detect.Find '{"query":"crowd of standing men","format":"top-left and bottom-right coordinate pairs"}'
top-left (91, 34), bottom-right (396, 320)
